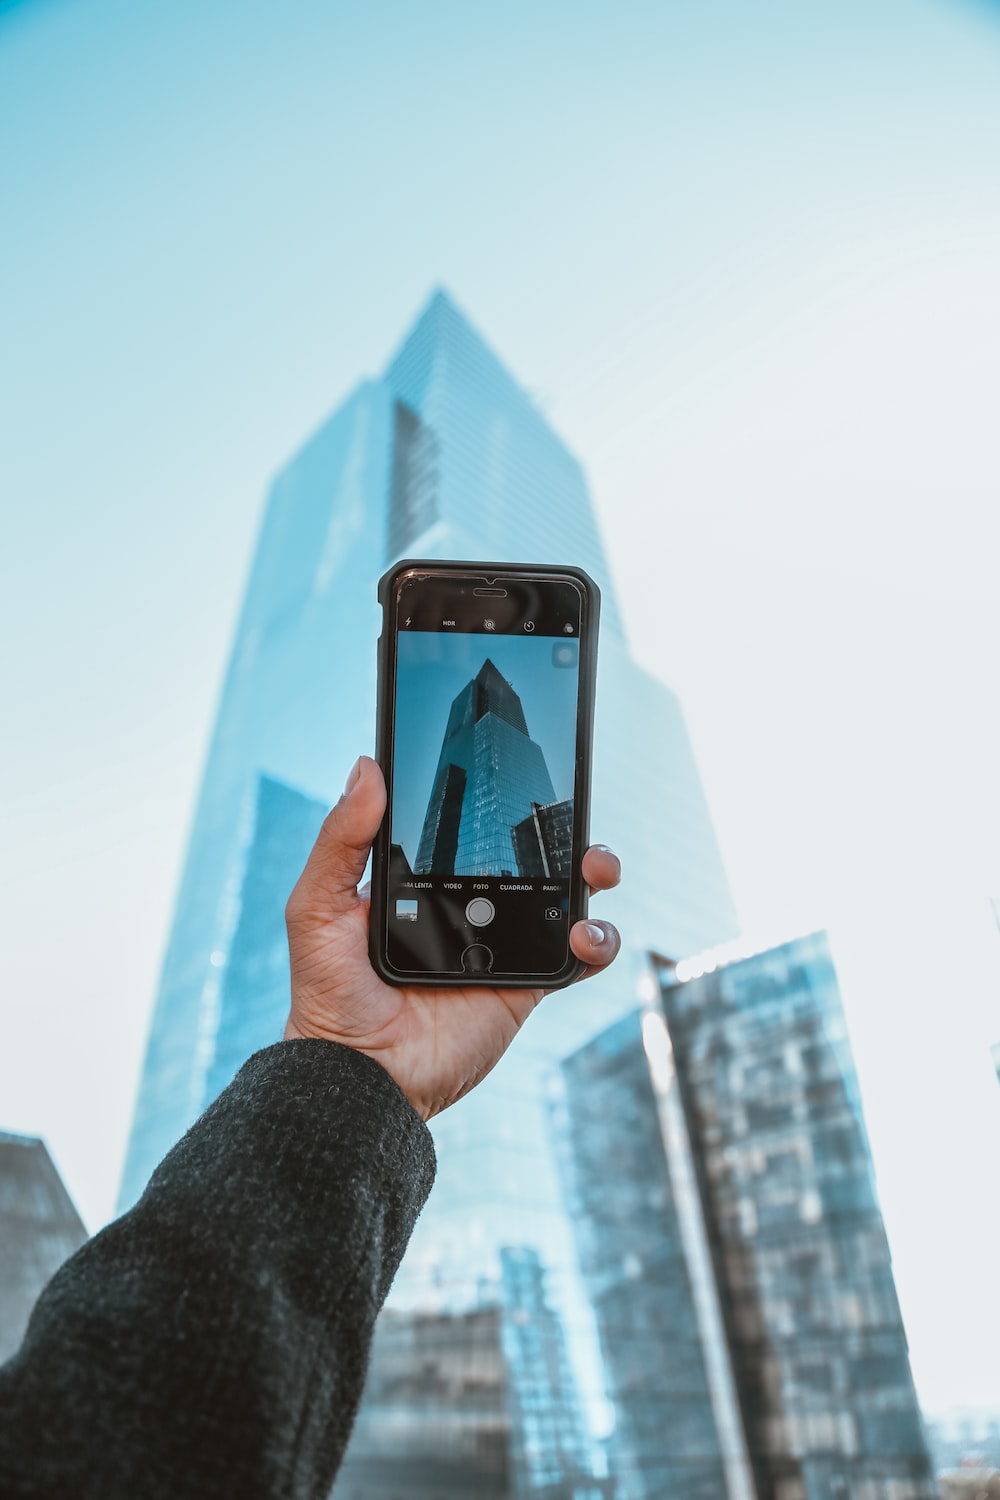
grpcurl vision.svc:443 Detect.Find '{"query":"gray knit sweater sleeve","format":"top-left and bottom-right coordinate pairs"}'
top-left (0, 1040), bottom-right (436, 1500)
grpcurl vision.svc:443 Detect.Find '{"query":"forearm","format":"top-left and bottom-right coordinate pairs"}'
top-left (0, 1041), bottom-right (435, 1500)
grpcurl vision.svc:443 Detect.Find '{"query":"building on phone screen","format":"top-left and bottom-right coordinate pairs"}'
top-left (512, 799), bottom-right (574, 880)
top-left (415, 657), bottom-right (558, 877)
top-left (120, 290), bottom-right (747, 1492)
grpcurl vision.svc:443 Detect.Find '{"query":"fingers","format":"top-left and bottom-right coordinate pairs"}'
top-left (567, 846), bottom-right (621, 979)
top-left (569, 918), bottom-right (621, 972)
top-left (581, 844), bottom-right (621, 894)
top-left (287, 756), bottom-right (386, 921)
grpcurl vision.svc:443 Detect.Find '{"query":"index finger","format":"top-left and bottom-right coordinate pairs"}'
top-left (581, 844), bottom-right (621, 894)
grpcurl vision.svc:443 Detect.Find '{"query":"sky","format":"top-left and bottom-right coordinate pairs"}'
top-left (1, 0), bottom-right (999, 1417)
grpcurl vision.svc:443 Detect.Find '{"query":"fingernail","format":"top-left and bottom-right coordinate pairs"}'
top-left (343, 757), bottom-right (363, 797)
top-left (583, 922), bottom-right (606, 946)
top-left (592, 844), bottom-right (617, 857)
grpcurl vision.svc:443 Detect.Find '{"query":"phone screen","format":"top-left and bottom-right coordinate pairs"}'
top-left (383, 571), bottom-right (586, 980)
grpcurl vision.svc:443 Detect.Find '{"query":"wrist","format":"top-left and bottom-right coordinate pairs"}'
top-left (282, 1020), bottom-right (434, 1122)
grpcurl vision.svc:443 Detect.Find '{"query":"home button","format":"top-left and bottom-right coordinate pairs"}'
top-left (461, 944), bottom-right (494, 975)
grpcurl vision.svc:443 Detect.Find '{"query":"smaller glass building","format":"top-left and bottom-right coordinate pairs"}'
top-left (336, 1304), bottom-right (511, 1500)
top-left (553, 1012), bottom-right (732, 1500)
top-left (335, 1247), bottom-right (608, 1500)
top-left (555, 933), bottom-right (936, 1500)
top-left (499, 1246), bottom-right (607, 1500)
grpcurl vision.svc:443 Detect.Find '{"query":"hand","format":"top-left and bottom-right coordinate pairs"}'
top-left (284, 756), bottom-right (621, 1120)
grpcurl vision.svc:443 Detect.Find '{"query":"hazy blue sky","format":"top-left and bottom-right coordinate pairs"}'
top-left (1, 0), bottom-right (999, 1415)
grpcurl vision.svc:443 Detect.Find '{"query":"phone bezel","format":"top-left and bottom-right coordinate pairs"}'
top-left (369, 559), bottom-right (601, 989)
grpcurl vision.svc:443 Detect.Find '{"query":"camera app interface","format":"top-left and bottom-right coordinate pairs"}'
top-left (387, 576), bottom-right (583, 977)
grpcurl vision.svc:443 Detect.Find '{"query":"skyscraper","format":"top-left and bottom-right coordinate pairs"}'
top-left (0, 1132), bottom-right (88, 1363)
top-left (119, 289), bottom-right (738, 1494)
top-left (555, 933), bottom-right (935, 1500)
top-left (121, 288), bottom-right (736, 1207)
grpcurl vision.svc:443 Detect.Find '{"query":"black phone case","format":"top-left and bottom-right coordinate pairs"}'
top-left (369, 559), bottom-right (601, 988)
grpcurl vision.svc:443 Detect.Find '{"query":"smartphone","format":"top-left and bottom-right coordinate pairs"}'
top-left (370, 560), bottom-right (601, 988)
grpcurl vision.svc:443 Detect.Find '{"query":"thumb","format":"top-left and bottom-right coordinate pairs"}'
top-left (288, 756), bottom-right (387, 920)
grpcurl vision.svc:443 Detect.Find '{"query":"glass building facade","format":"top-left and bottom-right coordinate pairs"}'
top-left (336, 1248), bottom-right (608, 1500)
top-left (553, 1009), bottom-right (733, 1500)
top-left (334, 1304), bottom-right (511, 1500)
top-left (202, 775), bottom-right (328, 1104)
top-left (119, 288), bottom-right (739, 1493)
top-left (498, 1246), bottom-right (607, 1500)
top-left (555, 933), bottom-right (935, 1500)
